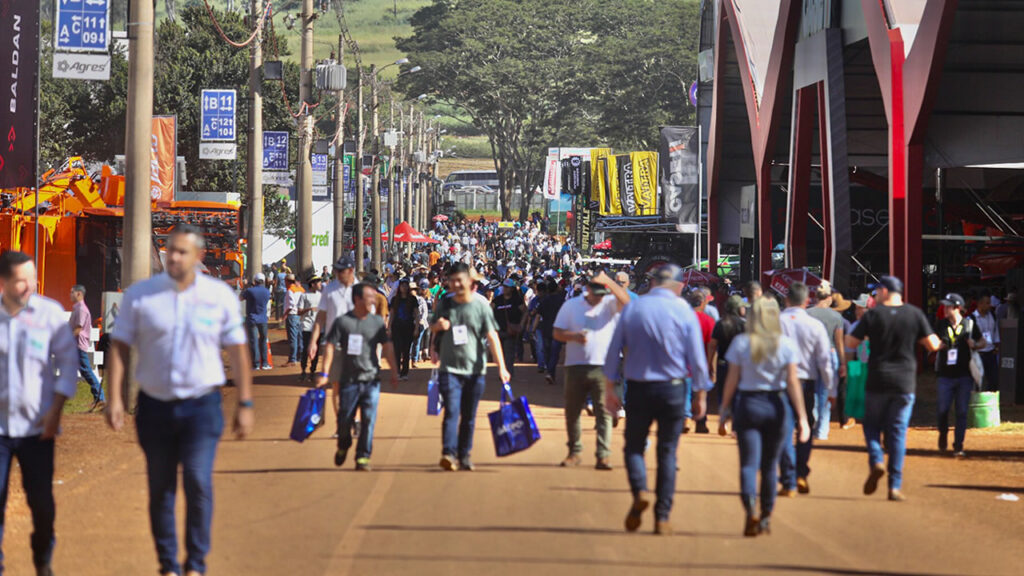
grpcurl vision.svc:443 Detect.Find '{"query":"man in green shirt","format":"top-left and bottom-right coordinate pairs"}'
top-left (319, 283), bottom-right (399, 471)
top-left (431, 263), bottom-right (512, 471)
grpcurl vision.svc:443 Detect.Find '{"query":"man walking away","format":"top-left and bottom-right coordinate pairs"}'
top-left (806, 281), bottom-right (846, 440)
top-left (971, 290), bottom-right (1000, 392)
top-left (537, 280), bottom-right (565, 385)
top-left (604, 264), bottom-right (710, 536)
top-left (241, 273), bottom-right (272, 370)
top-left (431, 263), bottom-right (512, 472)
top-left (319, 284), bottom-right (400, 471)
top-left (778, 282), bottom-right (833, 496)
top-left (298, 276), bottom-right (323, 381)
top-left (69, 284), bottom-right (105, 411)
top-left (0, 251), bottom-right (78, 576)
top-left (284, 275), bottom-right (304, 366)
top-left (934, 293), bottom-right (983, 457)
top-left (493, 279), bottom-right (526, 378)
top-left (553, 272), bottom-right (629, 470)
top-left (105, 225), bottom-right (255, 576)
top-left (686, 289), bottom-right (716, 434)
top-left (846, 276), bottom-right (939, 502)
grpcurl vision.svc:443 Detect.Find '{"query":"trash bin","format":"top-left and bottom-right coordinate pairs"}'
top-left (968, 391), bottom-right (1001, 429)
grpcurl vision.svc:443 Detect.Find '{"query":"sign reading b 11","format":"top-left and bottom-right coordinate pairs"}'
top-left (56, 0), bottom-right (111, 52)
top-left (201, 90), bottom-right (237, 141)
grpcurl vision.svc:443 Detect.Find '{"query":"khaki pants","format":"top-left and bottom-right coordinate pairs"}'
top-left (564, 365), bottom-right (612, 459)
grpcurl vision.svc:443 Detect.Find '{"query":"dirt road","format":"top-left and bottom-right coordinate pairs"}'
top-left (5, 339), bottom-right (1023, 575)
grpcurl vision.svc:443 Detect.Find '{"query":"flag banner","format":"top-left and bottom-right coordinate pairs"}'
top-left (599, 154), bottom-right (621, 216)
top-left (616, 154), bottom-right (636, 216)
top-left (631, 151), bottom-right (659, 216)
top-left (589, 148), bottom-right (612, 208)
top-left (579, 195), bottom-right (594, 253)
top-left (659, 126), bottom-right (699, 232)
top-left (542, 148), bottom-right (560, 200)
top-left (564, 155), bottom-right (585, 196)
top-left (150, 116), bottom-right (177, 202)
top-left (0, 1), bottom-right (40, 189)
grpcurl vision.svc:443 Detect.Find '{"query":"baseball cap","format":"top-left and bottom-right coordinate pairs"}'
top-left (306, 274), bottom-right (322, 284)
top-left (816, 279), bottom-right (833, 298)
top-left (503, 278), bottom-right (517, 288)
top-left (362, 273), bottom-right (381, 285)
top-left (253, 272), bottom-right (266, 282)
top-left (650, 263), bottom-right (685, 283)
top-left (333, 256), bottom-right (355, 270)
top-left (852, 293), bottom-right (871, 308)
top-left (869, 275), bottom-right (903, 294)
top-left (939, 292), bottom-right (965, 308)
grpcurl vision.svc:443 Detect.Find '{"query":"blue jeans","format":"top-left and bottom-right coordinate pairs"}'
top-left (813, 380), bottom-right (831, 439)
top-left (937, 376), bottom-right (973, 452)
top-left (78, 349), bottom-right (104, 402)
top-left (136, 391), bottom-right (223, 575)
top-left (624, 380), bottom-right (687, 521)
top-left (247, 320), bottom-right (268, 368)
top-left (863, 392), bottom-right (915, 491)
top-left (683, 377), bottom-right (693, 420)
top-left (734, 392), bottom-right (787, 517)
top-left (286, 315), bottom-right (303, 363)
top-left (779, 380), bottom-right (815, 489)
top-left (534, 328), bottom-right (546, 370)
top-left (414, 326), bottom-right (430, 361)
top-left (438, 372), bottom-right (487, 460)
top-left (542, 334), bottom-right (562, 379)
top-left (337, 380), bottom-right (381, 459)
top-left (0, 436), bottom-right (56, 572)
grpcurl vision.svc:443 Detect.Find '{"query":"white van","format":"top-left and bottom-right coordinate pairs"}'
top-left (443, 170), bottom-right (499, 193)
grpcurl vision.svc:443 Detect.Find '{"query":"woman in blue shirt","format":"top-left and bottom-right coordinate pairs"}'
top-left (719, 297), bottom-right (811, 537)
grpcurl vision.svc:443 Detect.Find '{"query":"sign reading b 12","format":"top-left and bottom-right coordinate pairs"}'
top-left (201, 89), bottom-right (237, 141)
top-left (56, 0), bottom-right (111, 52)
top-left (263, 131), bottom-right (289, 171)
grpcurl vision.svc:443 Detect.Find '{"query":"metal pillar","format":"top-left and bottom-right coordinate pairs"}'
top-left (295, 0), bottom-right (314, 276)
top-left (246, 0), bottom-right (264, 279)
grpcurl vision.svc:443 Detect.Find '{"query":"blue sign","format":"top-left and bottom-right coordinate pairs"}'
top-left (311, 153), bottom-right (328, 173)
top-left (56, 0), bottom-right (110, 52)
top-left (200, 89), bottom-right (236, 141)
top-left (263, 131), bottom-right (289, 171)
top-left (342, 164), bottom-right (351, 196)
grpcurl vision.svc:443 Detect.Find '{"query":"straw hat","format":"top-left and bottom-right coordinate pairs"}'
top-left (831, 293), bottom-right (852, 312)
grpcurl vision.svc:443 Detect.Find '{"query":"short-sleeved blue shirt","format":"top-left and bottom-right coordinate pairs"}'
top-left (242, 285), bottom-right (271, 324)
top-left (724, 333), bottom-right (799, 392)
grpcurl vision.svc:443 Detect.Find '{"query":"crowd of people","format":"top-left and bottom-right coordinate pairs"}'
top-left (0, 215), bottom-right (1018, 575)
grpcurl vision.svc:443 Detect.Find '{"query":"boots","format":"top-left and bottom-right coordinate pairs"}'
top-left (743, 495), bottom-right (759, 537)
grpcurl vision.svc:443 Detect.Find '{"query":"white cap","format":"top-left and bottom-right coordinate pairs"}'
top-left (254, 273), bottom-right (266, 282)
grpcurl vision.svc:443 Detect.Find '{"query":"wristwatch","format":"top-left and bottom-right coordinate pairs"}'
top-left (238, 399), bottom-right (255, 409)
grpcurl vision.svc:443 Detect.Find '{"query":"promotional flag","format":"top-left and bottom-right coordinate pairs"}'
top-left (598, 154), bottom-right (621, 216)
top-left (565, 155), bottom-right (585, 196)
top-left (542, 148), bottom-right (560, 200)
top-left (0, 1), bottom-right (40, 189)
top-left (631, 151), bottom-right (659, 216)
top-left (659, 126), bottom-right (699, 232)
top-left (616, 154), bottom-right (636, 216)
top-left (589, 148), bottom-right (612, 208)
top-left (150, 116), bottom-right (177, 202)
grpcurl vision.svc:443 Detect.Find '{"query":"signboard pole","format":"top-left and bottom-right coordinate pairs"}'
top-left (34, 6), bottom-right (41, 265)
top-left (247, 0), bottom-right (263, 278)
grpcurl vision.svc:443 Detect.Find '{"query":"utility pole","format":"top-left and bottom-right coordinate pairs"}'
top-left (388, 98), bottom-right (397, 258)
top-left (332, 33), bottom-right (346, 263)
top-left (355, 67), bottom-right (365, 273)
top-left (123, 0), bottom-right (155, 408)
top-left (370, 64), bottom-right (383, 273)
top-left (246, 0), bottom-right (264, 280)
top-left (295, 0), bottom-right (314, 277)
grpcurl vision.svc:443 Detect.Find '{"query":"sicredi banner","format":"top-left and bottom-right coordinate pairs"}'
top-left (0, 1), bottom-right (40, 189)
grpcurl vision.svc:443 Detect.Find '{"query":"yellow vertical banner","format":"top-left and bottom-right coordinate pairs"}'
top-left (631, 151), bottom-right (659, 216)
top-left (600, 154), bottom-right (622, 215)
top-left (589, 148), bottom-right (612, 210)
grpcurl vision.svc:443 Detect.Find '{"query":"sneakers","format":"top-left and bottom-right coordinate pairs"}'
top-left (888, 489), bottom-right (907, 502)
top-left (355, 457), bottom-right (371, 471)
top-left (545, 375), bottom-right (555, 386)
top-left (439, 455), bottom-right (459, 471)
top-left (864, 463), bottom-right (886, 495)
top-left (560, 454), bottom-right (582, 467)
top-left (938, 432), bottom-right (948, 453)
top-left (653, 520), bottom-right (673, 536)
top-left (744, 515), bottom-right (760, 537)
top-left (778, 488), bottom-right (797, 498)
top-left (841, 418), bottom-right (856, 430)
top-left (695, 420), bottom-right (710, 434)
top-left (594, 458), bottom-right (613, 471)
top-left (624, 493), bottom-right (650, 532)
top-left (334, 448), bottom-right (348, 468)
top-left (261, 364), bottom-right (272, 370)
top-left (797, 477), bottom-right (810, 494)
top-left (954, 450), bottom-right (967, 459)
top-left (459, 458), bottom-right (475, 472)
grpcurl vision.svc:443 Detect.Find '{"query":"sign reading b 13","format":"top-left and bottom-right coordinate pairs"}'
top-left (201, 89), bottom-right (237, 141)
top-left (56, 0), bottom-right (111, 52)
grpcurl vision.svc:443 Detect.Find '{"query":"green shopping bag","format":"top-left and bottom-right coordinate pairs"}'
top-left (846, 360), bottom-right (867, 421)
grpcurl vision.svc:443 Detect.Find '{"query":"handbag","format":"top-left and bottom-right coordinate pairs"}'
top-left (289, 388), bottom-right (327, 443)
top-left (427, 369), bottom-right (444, 416)
top-left (488, 382), bottom-right (541, 457)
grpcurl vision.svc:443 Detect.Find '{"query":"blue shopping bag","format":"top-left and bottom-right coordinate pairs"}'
top-left (289, 388), bottom-right (327, 443)
top-left (427, 369), bottom-right (444, 416)
top-left (488, 382), bottom-right (541, 457)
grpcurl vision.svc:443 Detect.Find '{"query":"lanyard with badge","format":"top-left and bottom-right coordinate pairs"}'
top-left (347, 318), bottom-right (364, 356)
top-left (946, 323), bottom-right (962, 365)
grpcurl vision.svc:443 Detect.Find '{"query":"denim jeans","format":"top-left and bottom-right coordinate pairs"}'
top-left (500, 335), bottom-right (518, 378)
top-left (779, 379), bottom-right (815, 489)
top-left (300, 331), bottom-right (320, 374)
top-left (78, 349), bottom-right (105, 402)
top-left (542, 334), bottom-right (562, 379)
top-left (438, 372), bottom-right (487, 460)
top-left (624, 380), bottom-right (687, 522)
top-left (734, 392), bottom-right (787, 517)
top-left (937, 376), bottom-right (972, 452)
top-left (683, 377), bottom-right (693, 420)
top-left (337, 380), bottom-right (381, 459)
top-left (863, 392), bottom-right (915, 491)
top-left (0, 435), bottom-right (56, 573)
top-left (813, 379), bottom-right (832, 439)
top-left (534, 329), bottom-right (546, 370)
top-left (136, 391), bottom-right (223, 575)
top-left (286, 315), bottom-right (303, 363)
top-left (247, 320), bottom-right (268, 368)
top-left (414, 326), bottom-right (430, 361)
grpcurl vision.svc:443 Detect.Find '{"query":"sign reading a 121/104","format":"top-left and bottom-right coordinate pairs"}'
top-left (263, 131), bottom-right (289, 171)
top-left (56, 0), bottom-right (111, 52)
top-left (201, 89), bottom-right (237, 141)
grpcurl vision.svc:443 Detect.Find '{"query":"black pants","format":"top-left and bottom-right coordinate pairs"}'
top-left (835, 375), bottom-right (848, 422)
top-left (393, 326), bottom-right (415, 376)
top-left (300, 331), bottom-right (320, 374)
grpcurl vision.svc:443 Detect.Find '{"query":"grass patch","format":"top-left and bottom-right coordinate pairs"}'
top-left (64, 381), bottom-right (101, 415)
top-left (447, 135), bottom-right (493, 160)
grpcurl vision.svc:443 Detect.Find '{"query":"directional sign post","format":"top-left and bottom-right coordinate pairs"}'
top-left (263, 131), bottom-right (289, 172)
top-left (54, 0), bottom-right (112, 80)
top-left (200, 89), bottom-right (237, 160)
top-left (312, 153), bottom-right (329, 186)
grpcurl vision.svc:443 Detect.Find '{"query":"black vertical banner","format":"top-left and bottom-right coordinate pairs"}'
top-left (0, 0), bottom-right (39, 189)
top-left (616, 154), bottom-right (636, 216)
top-left (660, 126), bottom-right (699, 232)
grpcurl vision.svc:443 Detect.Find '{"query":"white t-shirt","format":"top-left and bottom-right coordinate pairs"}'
top-left (318, 280), bottom-right (354, 327)
top-left (553, 294), bottom-right (621, 366)
top-left (299, 291), bottom-right (322, 332)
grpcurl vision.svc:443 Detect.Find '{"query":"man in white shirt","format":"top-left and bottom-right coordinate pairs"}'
top-left (284, 274), bottom-right (304, 366)
top-left (0, 251), bottom-right (78, 576)
top-left (553, 272), bottom-right (630, 470)
top-left (299, 275), bottom-right (324, 380)
top-left (307, 257), bottom-right (356, 362)
top-left (105, 225), bottom-right (254, 576)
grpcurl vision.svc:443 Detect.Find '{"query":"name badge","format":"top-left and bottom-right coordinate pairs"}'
top-left (347, 333), bottom-right (364, 356)
top-left (946, 348), bottom-right (958, 365)
top-left (27, 328), bottom-right (49, 361)
top-left (982, 332), bottom-right (991, 344)
top-left (452, 325), bottom-right (469, 346)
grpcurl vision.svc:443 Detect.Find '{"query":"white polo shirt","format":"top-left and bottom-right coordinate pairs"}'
top-left (319, 279), bottom-right (354, 328)
top-left (552, 293), bottom-right (621, 366)
top-left (111, 272), bottom-right (247, 401)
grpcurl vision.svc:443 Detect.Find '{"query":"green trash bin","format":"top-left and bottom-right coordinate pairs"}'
top-left (846, 360), bottom-right (867, 421)
top-left (968, 391), bottom-right (1000, 429)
